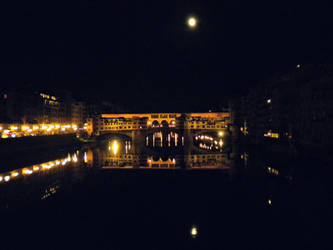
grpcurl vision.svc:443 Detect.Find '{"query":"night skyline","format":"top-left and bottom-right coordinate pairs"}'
top-left (1, 0), bottom-right (333, 111)
top-left (1, 2), bottom-right (333, 248)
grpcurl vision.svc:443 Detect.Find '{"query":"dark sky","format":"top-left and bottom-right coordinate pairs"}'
top-left (1, 0), bottom-right (333, 111)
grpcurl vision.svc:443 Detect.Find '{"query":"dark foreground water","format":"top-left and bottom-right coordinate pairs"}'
top-left (0, 136), bottom-right (332, 250)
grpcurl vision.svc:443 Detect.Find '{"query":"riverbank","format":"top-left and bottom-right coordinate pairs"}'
top-left (0, 134), bottom-right (96, 172)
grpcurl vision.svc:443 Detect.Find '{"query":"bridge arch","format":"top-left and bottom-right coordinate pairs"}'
top-left (161, 120), bottom-right (169, 128)
top-left (98, 132), bottom-right (132, 142)
top-left (152, 120), bottom-right (159, 127)
top-left (169, 120), bottom-right (176, 127)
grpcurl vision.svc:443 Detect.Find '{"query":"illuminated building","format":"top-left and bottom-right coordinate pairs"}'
top-left (0, 88), bottom-right (89, 132)
top-left (39, 92), bottom-right (62, 124)
top-left (183, 113), bottom-right (228, 130)
top-left (88, 113), bottom-right (230, 136)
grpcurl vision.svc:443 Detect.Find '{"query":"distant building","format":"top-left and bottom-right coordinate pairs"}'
top-left (0, 87), bottom-right (87, 125)
top-left (298, 72), bottom-right (333, 148)
top-left (71, 101), bottom-right (86, 126)
top-left (38, 92), bottom-right (62, 124)
top-left (230, 64), bottom-right (333, 153)
top-left (0, 88), bottom-right (40, 123)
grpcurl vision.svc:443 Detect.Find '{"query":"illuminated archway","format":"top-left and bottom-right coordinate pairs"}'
top-left (161, 120), bottom-right (169, 128)
top-left (152, 120), bottom-right (159, 128)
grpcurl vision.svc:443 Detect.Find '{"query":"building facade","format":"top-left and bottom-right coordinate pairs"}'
top-left (88, 112), bottom-right (230, 136)
top-left (230, 64), bottom-right (333, 153)
top-left (0, 88), bottom-right (87, 126)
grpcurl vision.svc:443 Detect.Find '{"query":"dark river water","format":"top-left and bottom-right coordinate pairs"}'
top-left (0, 132), bottom-right (332, 250)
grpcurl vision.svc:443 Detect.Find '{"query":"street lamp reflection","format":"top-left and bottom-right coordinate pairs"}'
top-left (111, 140), bottom-right (119, 155)
top-left (191, 226), bottom-right (198, 238)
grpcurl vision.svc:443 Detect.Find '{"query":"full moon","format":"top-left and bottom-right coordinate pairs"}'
top-left (187, 17), bottom-right (197, 28)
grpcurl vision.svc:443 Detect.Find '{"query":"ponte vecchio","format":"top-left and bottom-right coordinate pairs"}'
top-left (87, 112), bottom-right (230, 136)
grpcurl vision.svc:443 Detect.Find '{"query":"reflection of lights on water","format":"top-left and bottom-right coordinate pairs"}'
top-left (84, 152), bottom-right (88, 163)
top-left (196, 134), bottom-right (223, 151)
top-left (112, 140), bottom-right (119, 155)
top-left (72, 154), bottom-right (78, 163)
top-left (267, 166), bottom-right (279, 176)
top-left (0, 151), bottom-right (83, 185)
top-left (191, 226), bottom-right (198, 238)
top-left (125, 141), bottom-right (131, 153)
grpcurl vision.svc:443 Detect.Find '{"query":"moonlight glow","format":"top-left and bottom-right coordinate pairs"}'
top-left (187, 17), bottom-right (197, 28)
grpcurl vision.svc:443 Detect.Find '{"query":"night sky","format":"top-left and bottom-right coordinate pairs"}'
top-left (1, 0), bottom-right (333, 112)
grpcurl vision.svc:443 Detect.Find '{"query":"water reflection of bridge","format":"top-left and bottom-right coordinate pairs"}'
top-left (93, 150), bottom-right (231, 170)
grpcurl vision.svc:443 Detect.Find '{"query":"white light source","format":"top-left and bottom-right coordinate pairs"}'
top-left (191, 226), bottom-right (198, 238)
top-left (187, 17), bottom-right (197, 28)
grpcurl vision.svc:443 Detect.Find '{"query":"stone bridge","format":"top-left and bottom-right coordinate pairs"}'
top-left (87, 112), bottom-right (230, 137)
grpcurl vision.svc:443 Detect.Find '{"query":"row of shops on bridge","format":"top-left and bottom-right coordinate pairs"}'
top-left (87, 112), bottom-right (230, 136)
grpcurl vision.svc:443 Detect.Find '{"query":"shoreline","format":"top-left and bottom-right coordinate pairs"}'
top-left (0, 134), bottom-right (96, 172)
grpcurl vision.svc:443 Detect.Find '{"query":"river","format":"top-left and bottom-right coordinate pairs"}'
top-left (0, 131), bottom-right (332, 250)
